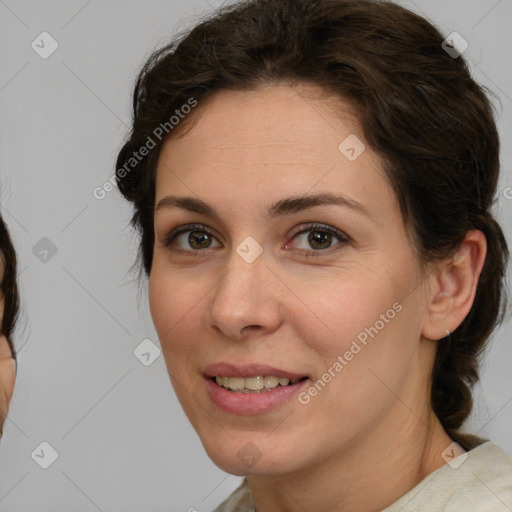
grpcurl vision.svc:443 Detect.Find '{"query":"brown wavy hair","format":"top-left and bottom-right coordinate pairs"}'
top-left (116, 0), bottom-right (509, 448)
top-left (0, 214), bottom-right (19, 361)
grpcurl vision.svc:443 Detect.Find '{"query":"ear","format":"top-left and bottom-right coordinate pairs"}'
top-left (422, 230), bottom-right (487, 341)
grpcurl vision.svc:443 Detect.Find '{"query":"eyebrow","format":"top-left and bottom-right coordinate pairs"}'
top-left (155, 192), bottom-right (369, 219)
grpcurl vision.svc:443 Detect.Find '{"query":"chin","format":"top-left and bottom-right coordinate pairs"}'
top-left (200, 432), bottom-right (299, 476)
top-left (207, 451), bottom-right (285, 476)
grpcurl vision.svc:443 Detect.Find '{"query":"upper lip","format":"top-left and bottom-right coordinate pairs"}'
top-left (203, 362), bottom-right (308, 381)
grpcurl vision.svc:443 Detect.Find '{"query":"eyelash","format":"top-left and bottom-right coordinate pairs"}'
top-left (287, 223), bottom-right (350, 257)
top-left (163, 223), bottom-right (350, 257)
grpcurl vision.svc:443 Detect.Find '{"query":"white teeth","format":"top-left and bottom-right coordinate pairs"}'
top-left (227, 377), bottom-right (245, 391)
top-left (214, 375), bottom-right (302, 392)
top-left (245, 376), bottom-right (264, 390)
top-left (263, 375), bottom-right (279, 388)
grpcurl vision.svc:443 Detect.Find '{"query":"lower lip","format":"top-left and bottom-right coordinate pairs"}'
top-left (205, 377), bottom-right (309, 415)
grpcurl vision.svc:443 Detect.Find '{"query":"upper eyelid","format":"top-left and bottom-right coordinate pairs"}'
top-left (291, 223), bottom-right (348, 239)
top-left (165, 223), bottom-right (219, 243)
top-left (167, 222), bottom-right (344, 236)
top-left (165, 222), bottom-right (349, 247)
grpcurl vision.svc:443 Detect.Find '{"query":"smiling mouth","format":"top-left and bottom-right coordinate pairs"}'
top-left (211, 375), bottom-right (308, 393)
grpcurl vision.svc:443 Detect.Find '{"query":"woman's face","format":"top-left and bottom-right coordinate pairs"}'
top-left (149, 84), bottom-right (437, 475)
top-left (0, 261), bottom-right (16, 432)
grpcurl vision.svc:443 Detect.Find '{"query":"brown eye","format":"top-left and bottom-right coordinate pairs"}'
top-left (289, 224), bottom-right (349, 252)
top-left (164, 224), bottom-right (222, 252)
top-left (307, 230), bottom-right (333, 250)
top-left (188, 231), bottom-right (214, 249)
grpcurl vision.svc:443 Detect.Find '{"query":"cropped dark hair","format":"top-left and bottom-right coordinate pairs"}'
top-left (0, 215), bottom-right (19, 361)
top-left (116, 0), bottom-right (509, 447)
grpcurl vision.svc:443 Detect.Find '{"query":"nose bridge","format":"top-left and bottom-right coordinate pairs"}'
top-left (215, 246), bottom-right (269, 311)
top-left (207, 244), bottom-right (281, 339)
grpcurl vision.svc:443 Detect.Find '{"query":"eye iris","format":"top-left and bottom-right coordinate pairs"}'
top-left (308, 230), bottom-right (332, 250)
top-left (189, 231), bottom-right (211, 249)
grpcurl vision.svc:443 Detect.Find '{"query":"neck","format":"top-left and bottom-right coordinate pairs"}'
top-left (247, 407), bottom-right (453, 512)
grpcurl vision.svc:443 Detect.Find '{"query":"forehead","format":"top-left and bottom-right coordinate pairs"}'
top-left (154, 83), bottom-right (397, 228)
top-left (157, 83), bottom-right (380, 181)
top-left (168, 83), bottom-right (361, 153)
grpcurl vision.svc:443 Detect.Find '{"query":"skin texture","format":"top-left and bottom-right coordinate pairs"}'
top-left (0, 262), bottom-right (16, 434)
top-left (149, 83), bottom-right (487, 512)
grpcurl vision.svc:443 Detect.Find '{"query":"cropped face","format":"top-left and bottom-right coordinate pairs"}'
top-left (0, 259), bottom-right (16, 434)
top-left (149, 84), bottom-right (437, 476)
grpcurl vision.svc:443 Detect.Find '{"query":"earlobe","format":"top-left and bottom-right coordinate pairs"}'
top-left (422, 230), bottom-right (487, 341)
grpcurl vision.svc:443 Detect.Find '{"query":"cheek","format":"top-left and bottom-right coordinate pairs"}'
top-left (285, 266), bottom-right (402, 359)
top-left (285, 264), bottom-right (419, 415)
top-left (298, 280), bottom-right (421, 412)
top-left (148, 265), bottom-right (209, 363)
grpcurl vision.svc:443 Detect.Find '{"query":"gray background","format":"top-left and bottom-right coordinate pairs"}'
top-left (0, 0), bottom-right (511, 511)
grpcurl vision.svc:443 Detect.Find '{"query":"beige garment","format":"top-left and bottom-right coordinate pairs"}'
top-left (213, 441), bottom-right (512, 512)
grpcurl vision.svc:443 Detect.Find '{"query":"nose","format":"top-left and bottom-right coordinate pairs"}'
top-left (206, 249), bottom-right (283, 342)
